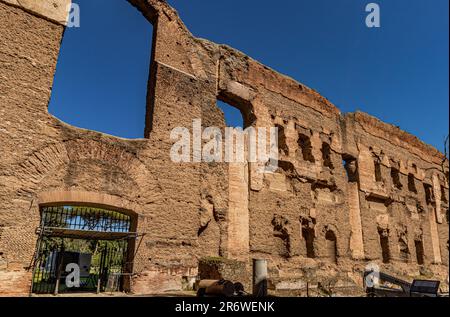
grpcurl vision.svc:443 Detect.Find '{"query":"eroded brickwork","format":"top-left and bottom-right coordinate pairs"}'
top-left (0, 0), bottom-right (448, 296)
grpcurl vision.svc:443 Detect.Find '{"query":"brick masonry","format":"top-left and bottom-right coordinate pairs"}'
top-left (0, 0), bottom-right (448, 296)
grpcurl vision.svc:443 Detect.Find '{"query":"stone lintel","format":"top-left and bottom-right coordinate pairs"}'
top-left (1, 0), bottom-right (71, 25)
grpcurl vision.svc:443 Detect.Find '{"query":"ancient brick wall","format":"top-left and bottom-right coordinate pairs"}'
top-left (0, 0), bottom-right (448, 296)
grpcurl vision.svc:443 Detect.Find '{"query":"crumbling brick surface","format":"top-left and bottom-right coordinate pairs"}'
top-left (0, 0), bottom-right (448, 296)
top-left (198, 257), bottom-right (250, 291)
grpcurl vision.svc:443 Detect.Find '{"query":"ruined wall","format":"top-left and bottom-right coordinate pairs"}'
top-left (0, 0), bottom-right (448, 296)
top-left (0, 0), bottom-right (229, 295)
top-left (342, 113), bottom-right (449, 282)
top-left (0, 0), bottom-right (68, 295)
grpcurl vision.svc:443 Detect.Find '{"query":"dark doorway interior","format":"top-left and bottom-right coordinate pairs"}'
top-left (415, 240), bottom-right (425, 265)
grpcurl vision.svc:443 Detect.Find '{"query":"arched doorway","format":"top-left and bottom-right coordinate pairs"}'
top-left (31, 205), bottom-right (137, 294)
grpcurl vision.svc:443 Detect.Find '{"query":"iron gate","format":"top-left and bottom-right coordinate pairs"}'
top-left (32, 237), bottom-right (128, 294)
top-left (31, 206), bottom-right (134, 294)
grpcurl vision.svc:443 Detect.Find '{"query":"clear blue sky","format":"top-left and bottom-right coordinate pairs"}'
top-left (49, 0), bottom-right (449, 152)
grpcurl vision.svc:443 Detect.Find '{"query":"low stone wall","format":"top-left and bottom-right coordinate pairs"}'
top-left (131, 266), bottom-right (197, 295)
top-left (198, 257), bottom-right (250, 292)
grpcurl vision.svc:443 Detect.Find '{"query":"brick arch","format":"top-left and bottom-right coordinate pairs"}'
top-left (37, 190), bottom-right (143, 217)
top-left (322, 224), bottom-right (339, 236)
top-left (16, 139), bottom-right (155, 196)
top-left (64, 139), bottom-right (150, 181)
top-left (17, 142), bottom-right (69, 187)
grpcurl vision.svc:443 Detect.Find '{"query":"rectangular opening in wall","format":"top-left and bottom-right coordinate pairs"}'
top-left (216, 99), bottom-right (248, 163)
top-left (325, 230), bottom-right (338, 264)
top-left (272, 215), bottom-right (291, 258)
top-left (298, 134), bottom-right (315, 163)
top-left (378, 230), bottom-right (390, 264)
top-left (301, 218), bottom-right (316, 258)
top-left (275, 124), bottom-right (289, 156)
top-left (391, 168), bottom-right (403, 189)
top-left (343, 155), bottom-right (358, 182)
top-left (217, 100), bottom-right (245, 129)
top-left (321, 142), bottom-right (334, 169)
top-left (217, 89), bottom-right (256, 130)
top-left (415, 240), bottom-right (425, 265)
top-left (441, 185), bottom-right (448, 203)
top-left (408, 174), bottom-right (417, 193)
top-left (374, 160), bottom-right (383, 182)
top-left (48, 0), bottom-right (153, 139)
top-left (398, 238), bottom-right (410, 263)
top-left (424, 183), bottom-right (434, 204)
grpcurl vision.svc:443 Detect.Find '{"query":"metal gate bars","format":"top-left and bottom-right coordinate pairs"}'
top-left (31, 205), bottom-right (134, 295)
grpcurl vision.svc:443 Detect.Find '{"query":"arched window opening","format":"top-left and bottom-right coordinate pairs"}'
top-left (41, 206), bottom-right (132, 233)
